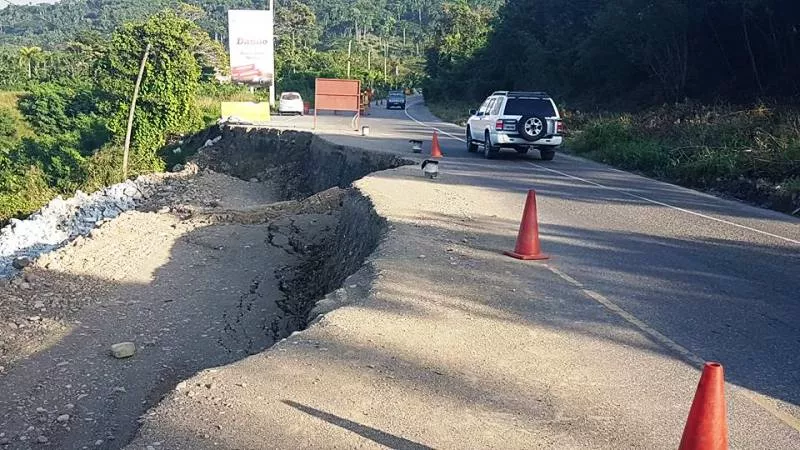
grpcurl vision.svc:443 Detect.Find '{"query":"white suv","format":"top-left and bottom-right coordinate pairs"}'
top-left (466, 91), bottom-right (563, 160)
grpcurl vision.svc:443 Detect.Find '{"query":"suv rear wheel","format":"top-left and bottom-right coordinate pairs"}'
top-left (484, 132), bottom-right (498, 159)
top-left (539, 148), bottom-right (556, 161)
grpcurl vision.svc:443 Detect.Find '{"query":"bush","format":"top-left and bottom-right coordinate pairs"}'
top-left (0, 164), bottom-right (57, 224)
top-left (18, 82), bottom-right (75, 136)
top-left (16, 136), bottom-right (88, 192)
top-left (0, 107), bottom-right (17, 140)
top-left (566, 103), bottom-right (800, 213)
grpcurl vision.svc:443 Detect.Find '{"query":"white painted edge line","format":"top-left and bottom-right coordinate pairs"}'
top-left (405, 99), bottom-right (800, 430)
top-left (405, 101), bottom-right (800, 245)
top-left (526, 162), bottom-right (800, 245)
top-left (546, 264), bottom-right (800, 432)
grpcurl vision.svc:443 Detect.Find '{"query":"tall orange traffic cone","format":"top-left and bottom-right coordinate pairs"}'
top-left (679, 362), bottom-right (728, 450)
top-left (504, 190), bottom-right (549, 260)
top-left (431, 131), bottom-right (443, 158)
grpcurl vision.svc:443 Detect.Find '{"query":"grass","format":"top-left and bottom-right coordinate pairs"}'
top-left (0, 91), bottom-right (34, 138)
top-left (425, 99), bottom-right (475, 126)
top-left (567, 102), bottom-right (800, 214)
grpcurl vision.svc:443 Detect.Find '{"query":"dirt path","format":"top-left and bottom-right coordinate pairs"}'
top-left (0, 171), bottom-right (336, 449)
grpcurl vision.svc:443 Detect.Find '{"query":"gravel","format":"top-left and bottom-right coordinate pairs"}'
top-left (0, 170), bottom-right (195, 278)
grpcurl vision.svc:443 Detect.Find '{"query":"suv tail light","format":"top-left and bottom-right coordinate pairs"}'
top-left (556, 121), bottom-right (564, 135)
top-left (496, 119), bottom-right (517, 132)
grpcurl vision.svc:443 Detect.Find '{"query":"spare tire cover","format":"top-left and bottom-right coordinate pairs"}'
top-left (518, 116), bottom-right (547, 141)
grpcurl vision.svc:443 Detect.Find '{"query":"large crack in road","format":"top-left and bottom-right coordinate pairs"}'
top-left (0, 128), bottom-right (410, 449)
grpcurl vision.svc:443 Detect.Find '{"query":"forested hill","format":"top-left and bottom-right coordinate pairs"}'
top-left (0, 0), bottom-right (476, 47)
top-left (426, 0), bottom-right (800, 106)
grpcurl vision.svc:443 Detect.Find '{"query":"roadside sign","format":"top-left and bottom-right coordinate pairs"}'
top-left (228, 10), bottom-right (274, 85)
top-left (314, 78), bottom-right (361, 130)
top-left (221, 102), bottom-right (271, 124)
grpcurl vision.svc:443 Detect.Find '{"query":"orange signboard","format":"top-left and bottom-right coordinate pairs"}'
top-left (314, 78), bottom-right (361, 129)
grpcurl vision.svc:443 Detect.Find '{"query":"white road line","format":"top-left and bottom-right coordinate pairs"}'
top-left (404, 101), bottom-right (800, 245)
top-left (526, 162), bottom-right (800, 245)
top-left (404, 102), bottom-right (467, 142)
top-left (406, 99), bottom-right (800, 430)
top-left (547, 264), bottom-right (800, 432)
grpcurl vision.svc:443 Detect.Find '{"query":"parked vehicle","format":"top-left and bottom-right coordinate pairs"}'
top-left (466, 91), bottom-right (563, 160)
top-left (387, 90), bottom-right (406, 110)
top-left (278, 92), bottom-right (304, 115)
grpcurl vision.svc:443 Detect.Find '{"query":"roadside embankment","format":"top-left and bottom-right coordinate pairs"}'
top-left (0, 126), bottom-right (411, 449)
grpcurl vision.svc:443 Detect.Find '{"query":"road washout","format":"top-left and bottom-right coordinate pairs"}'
top-left (0, 127), bottom-right (410, 449)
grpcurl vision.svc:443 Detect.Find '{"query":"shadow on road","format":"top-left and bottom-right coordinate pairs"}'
top-left (282, 400), bottom-right (435, 450)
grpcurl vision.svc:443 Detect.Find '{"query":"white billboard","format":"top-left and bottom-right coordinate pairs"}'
top-left (228, 10), bottom-right (274, 84)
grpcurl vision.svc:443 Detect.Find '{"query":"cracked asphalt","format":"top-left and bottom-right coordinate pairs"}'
top-left (124, 100), bottom-right (800, 448)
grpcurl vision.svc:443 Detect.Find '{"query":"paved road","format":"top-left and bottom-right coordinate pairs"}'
top-left (129, 98), bottom-right (800, 448)
top-left (274, 97), bottom-right (800, 434)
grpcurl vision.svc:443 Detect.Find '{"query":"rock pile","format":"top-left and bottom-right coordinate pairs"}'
top-left (0, 170), bottom-right (194, 278)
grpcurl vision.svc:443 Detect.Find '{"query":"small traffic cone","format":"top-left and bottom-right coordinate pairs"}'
top-left (679, 362), bottom-right (728, 450)
top-left (431, 131), bottom-right (443, 158)
top-left (504, 190), bottom-right (549, 260)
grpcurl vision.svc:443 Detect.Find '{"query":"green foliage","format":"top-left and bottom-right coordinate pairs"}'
top-left (0, 107), bottom-right (17, 141)
top-left (0, 6), bottom-right (214, 223)
top-left (18, 83), bottom-right (75, 136)
top-left (424, 0), bottom-right (493, 101)
top-left (0, 164), bottom-right (58, 224)
top-left (96, 11), bottom-right (203, 168)
top-left (569, 104), bottom-right (800, 212)
top-left (426, 0), bottom-right (800, 106)
top-left (424, 99), bottom-right (472, 126)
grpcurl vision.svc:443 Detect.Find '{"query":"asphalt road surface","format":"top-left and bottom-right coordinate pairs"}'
top-left (270, 97), bottom-right (800, 434)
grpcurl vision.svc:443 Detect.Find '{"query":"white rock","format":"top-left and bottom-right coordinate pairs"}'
top-left (56, 414), bottom-right (70, 423)
top-left (12, 256), bottom-right (32, 269)
top-left (110, 342), bottom-right (136, 359)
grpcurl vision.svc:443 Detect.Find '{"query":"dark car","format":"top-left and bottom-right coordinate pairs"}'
top-left (387, 90), bottom-right (406, 110)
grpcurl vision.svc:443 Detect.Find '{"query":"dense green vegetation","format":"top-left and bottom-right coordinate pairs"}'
top-left (0, 8), bottom-right (222, 223)
top-left (425, 0), bottom-right (800, 213)
top-left (1, 0), bottom-right (797, 217)
top-left (0, 0), bottom-right (447, 223)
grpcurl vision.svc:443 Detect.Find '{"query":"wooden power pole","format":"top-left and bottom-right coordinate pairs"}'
top-left (347, 40), bottom-right (352, 78)
top-left (122, 43), bottom-right (151, 180)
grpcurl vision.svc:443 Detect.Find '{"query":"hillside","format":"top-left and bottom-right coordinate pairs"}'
top-left (0, 0), bottom-right (455, 48)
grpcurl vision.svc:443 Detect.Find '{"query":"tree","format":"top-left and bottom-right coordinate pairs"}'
top-left (18, 46), bottom-right (41, 78)
top-left (95, 11), bottom-right (203, 172)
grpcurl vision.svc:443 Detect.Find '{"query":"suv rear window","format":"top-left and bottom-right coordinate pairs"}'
top-left (281, 93), bottom-right (300, 100)
top-left (504, 98), bottom-right (556, 117)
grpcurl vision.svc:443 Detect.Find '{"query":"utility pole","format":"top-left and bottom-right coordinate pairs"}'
top-left (384, 43), bottom-right (388, 86)
top-left (268, 0), bottom-right (276, 106)
top-left (367, 46), bottom-right (371, 72)
top-left (347, 39), bottom-right (352, 78)
top-left (122, 43), bottom-right (151, 180)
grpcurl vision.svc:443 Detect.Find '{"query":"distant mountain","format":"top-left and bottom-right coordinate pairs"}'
top-left (0, 0), bottom-right (447, 49)
top-left (0, 0), bottom-right (244, 46)
top-left (0, 0), bottom-right (61, 8)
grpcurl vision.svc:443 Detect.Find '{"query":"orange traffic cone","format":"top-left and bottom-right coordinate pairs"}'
top-left (504, 190), bottom-right (549, 260)
top-left (679, 362), bottom-right (728, 450)
top-left (431, 131), bottom-right (443, 158)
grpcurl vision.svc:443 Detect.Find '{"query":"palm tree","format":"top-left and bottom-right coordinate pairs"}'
top-left (18, 46), bottom-right (42, 79)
